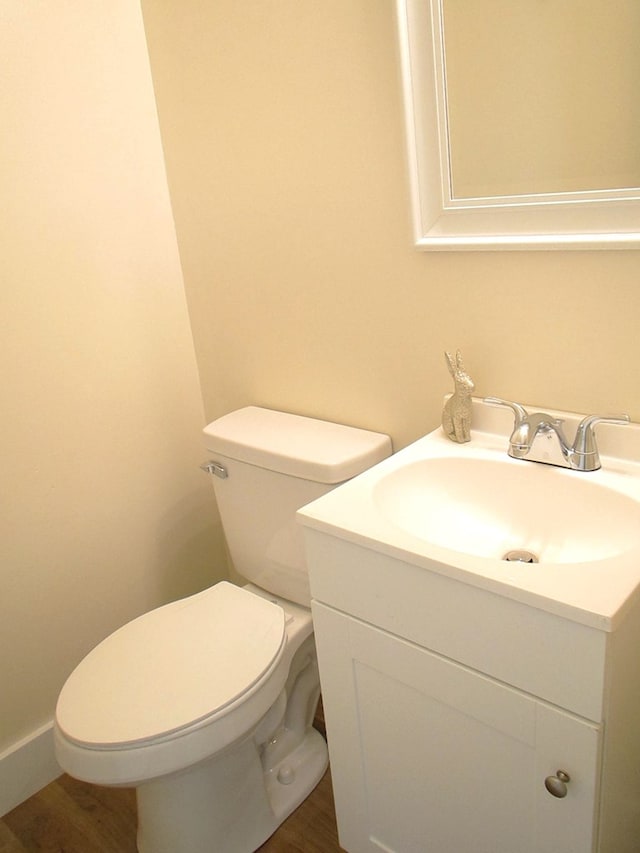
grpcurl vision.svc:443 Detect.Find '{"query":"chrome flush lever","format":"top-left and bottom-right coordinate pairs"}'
top-left (200, 460), bottom-right (228, 479)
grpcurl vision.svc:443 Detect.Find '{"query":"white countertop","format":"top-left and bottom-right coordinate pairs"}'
top-left (298, 399), bottom-right (640, 631)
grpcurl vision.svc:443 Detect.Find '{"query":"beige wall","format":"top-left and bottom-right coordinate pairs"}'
top-left (1, 2), bottom-right (224, 755)
top-left (141, 0), bottom-right (640, 454)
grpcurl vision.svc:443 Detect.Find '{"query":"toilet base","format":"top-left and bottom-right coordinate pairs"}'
top-left (136, 727), bottom-right (328, 853)
top-left (264, 726), bottom-right (328, 830)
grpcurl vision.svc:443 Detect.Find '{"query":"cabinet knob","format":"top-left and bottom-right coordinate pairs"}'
top-left (544, 769), bottom-right (571, 798)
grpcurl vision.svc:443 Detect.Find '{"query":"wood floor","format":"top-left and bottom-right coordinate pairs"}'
top-left (0, 766), bottom-right (341, 853)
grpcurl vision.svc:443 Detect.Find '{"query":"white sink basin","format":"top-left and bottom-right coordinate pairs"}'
top-left (374, 455), bottom-right (640, 564)
top-left (298, 398), bottom-right (640, 629)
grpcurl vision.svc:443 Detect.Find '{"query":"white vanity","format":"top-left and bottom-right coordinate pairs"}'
top-left (297, 400), bottom-right (640, 852)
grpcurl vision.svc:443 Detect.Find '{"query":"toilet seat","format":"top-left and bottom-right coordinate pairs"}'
top-left (55, 582), bottom-right (286, 749)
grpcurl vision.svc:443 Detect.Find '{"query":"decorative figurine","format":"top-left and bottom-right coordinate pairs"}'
top-left (442, 350), bottom-right (475, 443)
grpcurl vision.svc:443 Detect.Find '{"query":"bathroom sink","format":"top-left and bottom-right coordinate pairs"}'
top-left (374, 455), bottom-right (640, 564)
top-left (298, 398), bottom-right (640, 629)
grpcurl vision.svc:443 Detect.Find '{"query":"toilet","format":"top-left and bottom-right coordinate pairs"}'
top-left (54, 406), bottom-right (391, 853)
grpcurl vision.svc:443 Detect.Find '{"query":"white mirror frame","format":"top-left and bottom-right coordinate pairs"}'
top-left (396, 0), bottom-right (640, 251)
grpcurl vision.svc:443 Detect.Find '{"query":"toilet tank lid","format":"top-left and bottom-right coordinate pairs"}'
top-left (203, 407), bottom-right (392, 483)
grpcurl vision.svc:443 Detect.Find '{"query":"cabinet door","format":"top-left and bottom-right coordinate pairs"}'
top-left (312, 603), bottom-right (601, 853)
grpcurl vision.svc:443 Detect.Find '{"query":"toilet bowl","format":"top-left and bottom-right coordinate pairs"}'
top-left (54, 407), bottom-right (391, 853)
top-left (56, 583), bottom-right (325, 853)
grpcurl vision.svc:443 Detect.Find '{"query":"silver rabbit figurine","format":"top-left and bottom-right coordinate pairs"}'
top-left (442, 350), bottom-right (474, 443)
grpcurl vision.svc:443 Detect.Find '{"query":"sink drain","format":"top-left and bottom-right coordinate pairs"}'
top-left (502, 549), bottom-right (539, 564)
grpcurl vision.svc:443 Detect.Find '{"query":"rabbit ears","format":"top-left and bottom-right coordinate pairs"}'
top-left (445, 349), bottom-right (466, 376)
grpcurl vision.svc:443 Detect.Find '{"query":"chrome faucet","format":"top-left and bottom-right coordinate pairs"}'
top-left (483, 397), bottom-right (630, 471)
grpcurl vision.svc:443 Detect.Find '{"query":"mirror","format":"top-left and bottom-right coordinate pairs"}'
top-left (396, 0), bottom-right (640, 250)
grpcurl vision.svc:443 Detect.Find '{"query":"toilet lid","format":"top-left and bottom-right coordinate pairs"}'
top-left (55, 583), bottom-right (286, 748)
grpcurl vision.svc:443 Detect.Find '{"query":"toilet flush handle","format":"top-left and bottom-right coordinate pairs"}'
top-left (200, 460), bottom-right (228, 479)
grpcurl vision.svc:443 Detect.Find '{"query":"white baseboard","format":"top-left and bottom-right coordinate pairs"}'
top-left (0, 721), bottom-right (61, 817)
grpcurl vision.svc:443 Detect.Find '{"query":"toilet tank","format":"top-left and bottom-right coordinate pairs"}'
top-left (203, 407), bottom-right (391, 606)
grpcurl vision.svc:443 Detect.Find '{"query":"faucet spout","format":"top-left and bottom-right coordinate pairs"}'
top-left (483, 398), bottom-right (630, 472)
top-left (483, 398), bottom-right (569, 459)
top-left (510, 414), bottom-right (571, 462)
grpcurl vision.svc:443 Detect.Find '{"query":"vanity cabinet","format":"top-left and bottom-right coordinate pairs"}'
top-left (302, 530), bottom-right (640, 853)
top-left (313, 603), bottom-right (599, 852)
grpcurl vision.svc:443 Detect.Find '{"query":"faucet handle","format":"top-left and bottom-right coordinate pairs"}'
top-left (573, 413), bottom-right (630, 456)
top-left (483, 397), bottom-right (529, 424)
